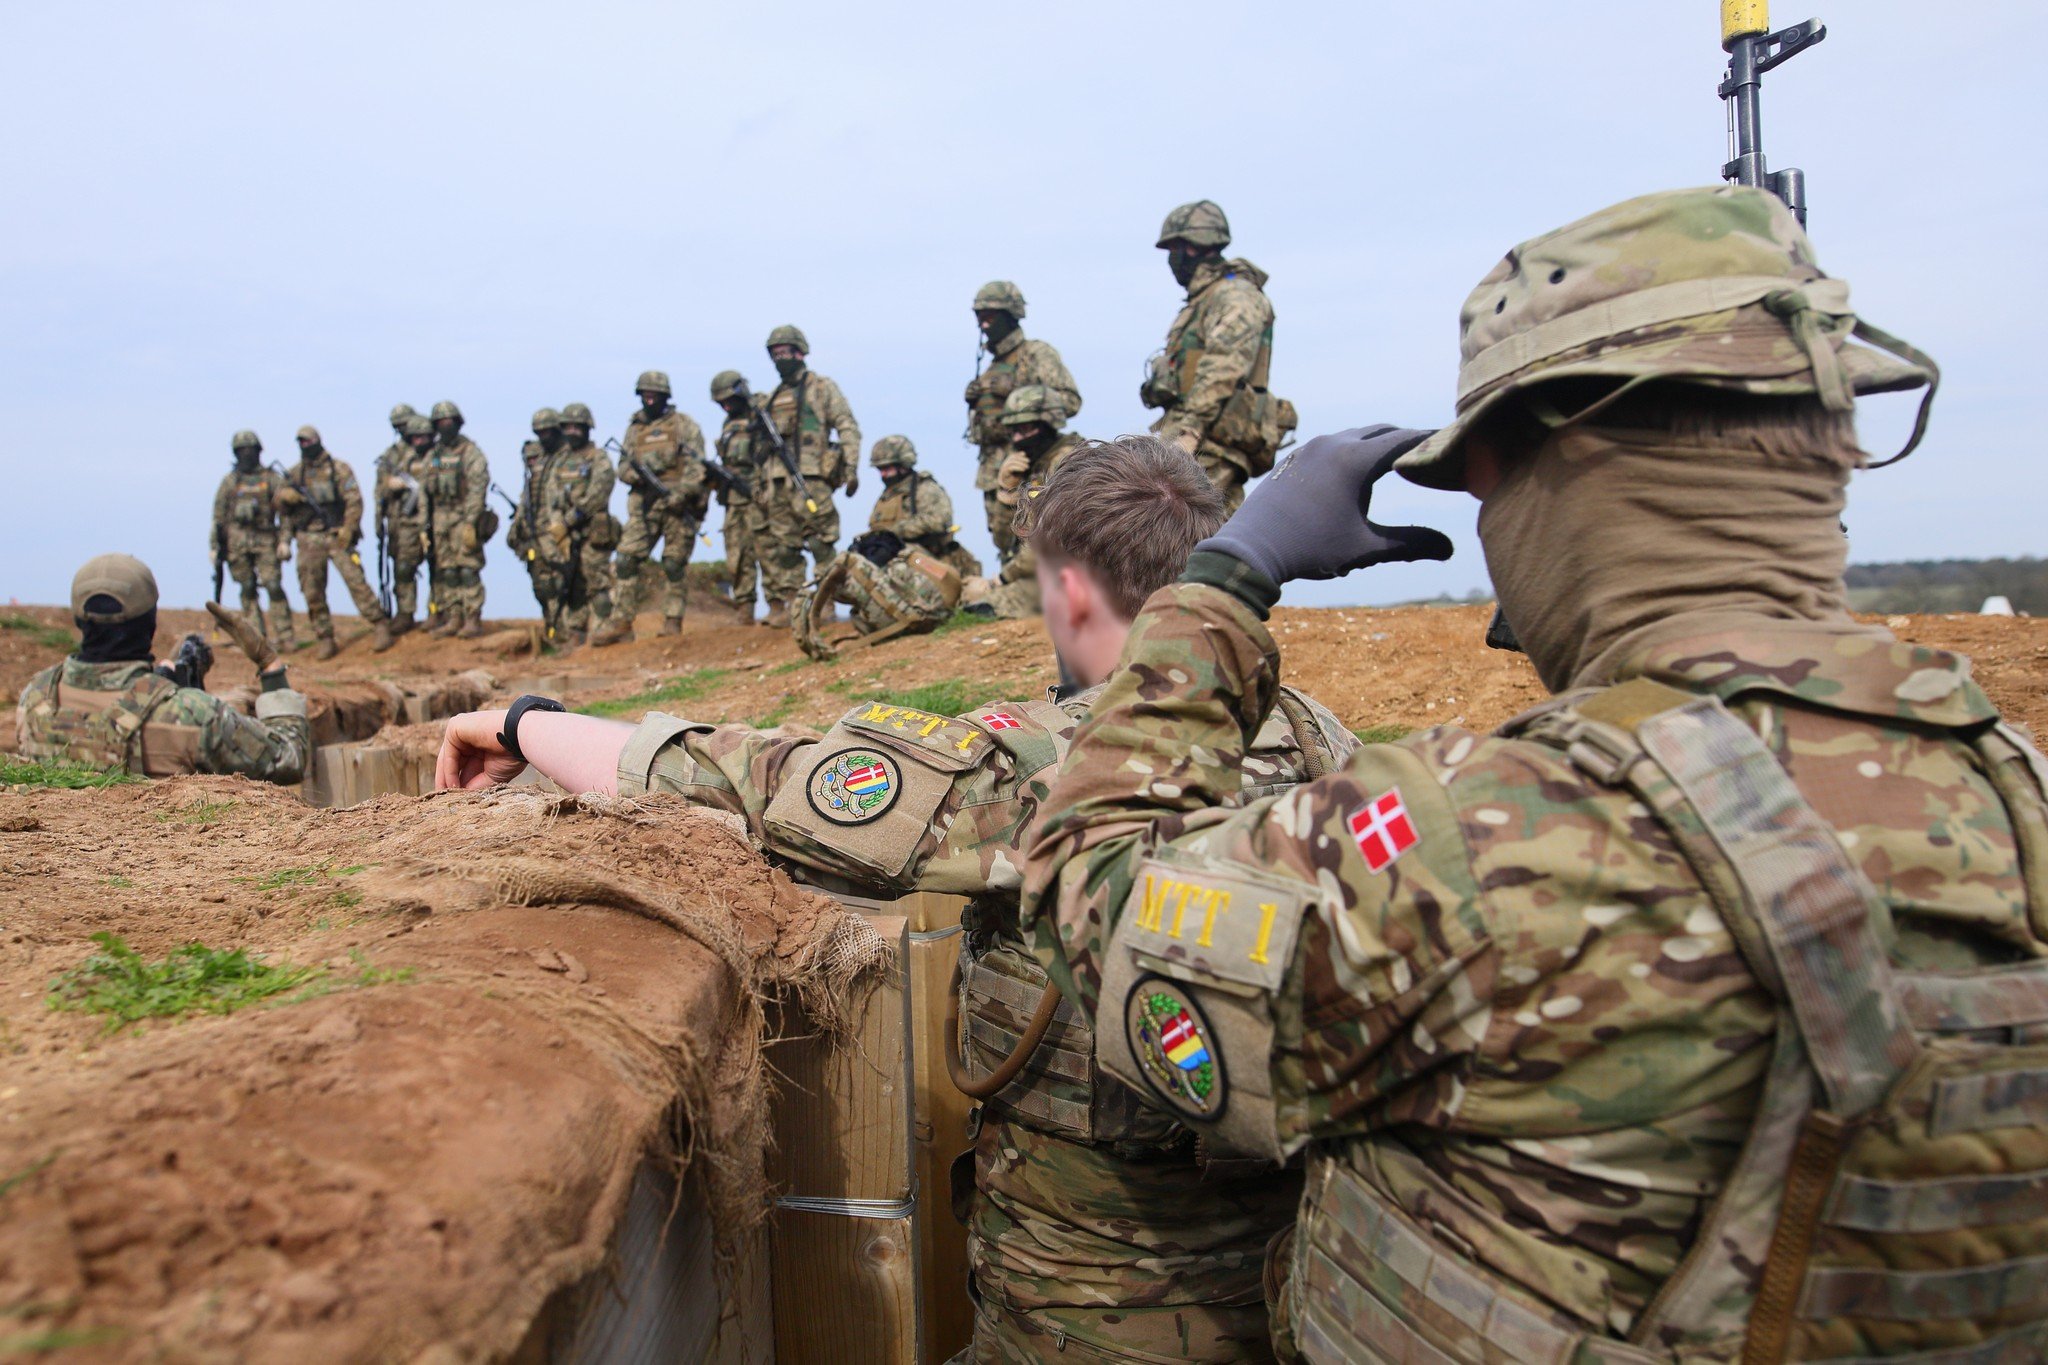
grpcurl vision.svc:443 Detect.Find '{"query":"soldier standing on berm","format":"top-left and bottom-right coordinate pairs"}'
top-left (592, 370), bottom-right (706, 645)
top-left (763, 325), bottom-right (860, 604)
top-left (281, 424), bottom-right (393, 657)
top-left (210, 430), bottom-right (296, 650)
top-left (1020, 186), bottom-right (2048, 1364)
top-left (962, 281), bottom-right (1082, 567)
top-left (423, 400), bottom-right (491, 639)
top-left (709, 370), bottom-right (769, 624)
top-left (374, 405), bottom-right (431, 636)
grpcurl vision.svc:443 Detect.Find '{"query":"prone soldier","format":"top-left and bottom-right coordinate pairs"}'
top-left (506, 408), bottom-right (567, 639)
top-left (18, 554), bottom-right (311, 784)
top-left (1142, 200), bottom-right (1295, 514)
top-left (546, 402), bottom-right (619, 644)
top-left (709, 370), bottom-right (769, 623)
top-left (961, 281), bottom-right (1082, 566)
top-left (280, 424), bottom-right (393, 658)
top-left (960, 385), bottom-right (1085, 620)
top-left (210, 430), bottom-right (296, 650)
top-left (763, 324), bottom-right (861, 608)
top-left (591, 370), bottom-right (706, 645)
top-left (423, 400), bottom-right (492, 638)
top-left (374, 405), bottom-right (431, 635)
top-left (1018, 187), bottom-right (2037, 1365)
top-left (867, 434), bottom-right (982, 580)
top-left (436, 436), bottom-right (1357, 1362)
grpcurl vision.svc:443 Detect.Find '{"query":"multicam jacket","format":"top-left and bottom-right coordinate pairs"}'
top-left (545, 439), bottom-right (617, 540)
top-left (282, 454), bottom-right (366, 543)
top-left (964, 330), bottom-right (1083, 483)
top-left (210, 467), bottom-right (288, 556)
top-left (1144, 257), bottom-right (1274, 460)
top-left (766, 369), bottom-right (860, 483)
top-left (618, 408), bottom-right (707, 514)
top-left (868, 470), bottom-right (955, 553)
top-left (996, 432), bottom-right (1087, 590)
top-left (714, 397), bottom-right (772, 506)
top-left (374, 440), bottom-right (428, 530)
top-left (17, 658), bottom-right (311, 784)
top-left (1022, 575), bottom-right (2048, 1363)
top-left (421, 435), bottom-right (488, 528)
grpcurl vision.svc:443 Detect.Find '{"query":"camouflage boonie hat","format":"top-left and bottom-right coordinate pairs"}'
top-left (766, 324), bottom-right (810, 355)
top-left (404, 415), bottom-right (434, 437)
top-left (709, 369), bottom-right (747, 402)
top-left (430, 400), bottom-right (463, 424)
top-left (1396, 185), bottom-right (1940, 492)
top-left (389, 403), bottom-right (417, 426)
top-left (973, 280), bottom-right (1026, 318)
top-left (295, 424), bottom-right (321, 444)
top-left (869, 434), bottom-right (917, 469)
top-left (634, 370), bottom-right (671, 397)
top-left (1156, 199), bottom-right (1230, 249)
top-left (230, 429), bottom-right (261, 451)
top-left (531, 407), bottom-right (562, 432)
top-left (1000, 383), bottom-right (1069, 429)
top-left (559, 401), bottom-right (593, 426)
top-left (71, 553), bottom-right (158, 624)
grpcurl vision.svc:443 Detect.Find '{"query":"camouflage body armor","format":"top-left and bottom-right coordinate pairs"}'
top-left (1263, 678), bottom-right (2048, 1364)
top-left (791, 541), bottom-right (958, 662)
top-left (1147, 258), bottom-right (1296, 480)
top-left (16, 667), bottom-right (191, 775)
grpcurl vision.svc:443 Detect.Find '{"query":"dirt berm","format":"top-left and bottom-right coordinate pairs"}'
top-left (0, 777), bottom-right (887, 1362)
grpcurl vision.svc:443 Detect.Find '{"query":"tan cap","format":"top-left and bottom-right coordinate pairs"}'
top-left (296, 424), bottom-right (322, 444)
top-left (71, 554), bottom-right (158, 624)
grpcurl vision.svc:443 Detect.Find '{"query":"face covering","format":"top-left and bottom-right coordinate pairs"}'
top-left (77, 609), bottom-right (158, 664)
top-left (774, 356), bottom-right (805, 383)
top-left (1481, 423), bottom-right (1882, 693)
top-left (234, 450), bottom-right (259, 473)
top-left (1016, 426), bottom-right (1057, 458)
top-left (1169, 246), bottom-right (1201, 288)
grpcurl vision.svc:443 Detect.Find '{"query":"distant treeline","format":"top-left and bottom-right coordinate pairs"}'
top-left (1845, 558), bottom-right (2045, 616)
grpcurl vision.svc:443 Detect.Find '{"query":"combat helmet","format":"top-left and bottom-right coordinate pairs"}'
top-left (765, 324), bottom-right (810, 355)
top-left (230, 429), bottom-right (262, 452)
top-left (389, 402), bottom-right (418, 426)
top-left (531, 407), bottom-right (562, 432)
top-left (404, 414), bottom-right (434, 438)
top-left (1156, 200), bottom-right (1231, 250)
top-left (972, 281), bottom-right (1027, 318)
top-left (999, 384), bottom-right (1069, 430)
top-left (869, 434), bottom-right (918, 469)
top-left (430, 400), bottom-right (464, 425)
top-left (634, 370), bottom-right (672, 398)
top-left (709, 370), bottom-right (747, 402)
top-left (559, 401), bottom-right (594, 427)
top-left (1394, 185), bottom-right (1940, 492)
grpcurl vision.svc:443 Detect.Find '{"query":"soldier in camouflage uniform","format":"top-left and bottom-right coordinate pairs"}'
top-left (962, 281), bottom-right (1082, 567)
top-left (1143, 200), bottom-right (1294, 515)
top-left (868, 434), bottom-right (982, 580)
top-left (547, 402), bottom-right (619, 644)
top-left (591, 370), bottom-right (707, 645)
top-left (17, 555), bottom-right (311, 784)
top-left (421, 400), bottom-right (491, 638)
top-left (438, 437), bottom-right (1356, 1363)
top-left (209, 430), bottom-right (296, 649)
top-left (374, 404), bottom-right (431, 635)
top-left (506, 408), bottom-right (567, 638)
top-left (961, 387), bottom-right (1085, 620)
top-left (710, 370), bottom-right (770, 623)
top-left (1019, 189), bottom-right (2048, 1365)
top-left (280, 425), bottom-right (393, 658)
top-left (763, 324), bottom-right (861, 619)
top-left (789, 533), bottom-right (959, 662)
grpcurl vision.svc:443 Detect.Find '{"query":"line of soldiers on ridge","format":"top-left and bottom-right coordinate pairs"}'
top-left (207, 200), bottom-right (1295, 658)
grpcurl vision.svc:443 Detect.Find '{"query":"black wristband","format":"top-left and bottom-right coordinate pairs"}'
top-left (259, 666), bottom-right (290, 693)
top-left (498, 694), bottom-right (565, 764)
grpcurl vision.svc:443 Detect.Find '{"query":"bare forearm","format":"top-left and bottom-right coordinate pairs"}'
top-left (519, 712), bottom-right (635, 794)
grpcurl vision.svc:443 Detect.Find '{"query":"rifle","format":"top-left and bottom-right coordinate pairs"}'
top-left (270, 462), bottom-right (336, 531)
top-left (376, 518), bottom-right (394, 620)
top-left (211, 521), bottom-right (226, 605)
top-left (1719, 0), bottom-right (1826, 225)
top-left (740, 388), bottom-right (815, 512)
top-left (489, 482), bottom-right (520, 518)
top-left (155, 634), bottom-right (214, 690)
top-left (705, 459), bottom-right (751, 502)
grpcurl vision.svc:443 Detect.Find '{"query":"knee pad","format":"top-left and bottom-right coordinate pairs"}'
top-left (614, 556), bottom-right (645, 579)
top-left (662, 559), bottom-right (690, 585)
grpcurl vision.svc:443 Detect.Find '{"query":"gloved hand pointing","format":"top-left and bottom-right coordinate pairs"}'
top-left (1194, 426), bottom-right (1453, 585)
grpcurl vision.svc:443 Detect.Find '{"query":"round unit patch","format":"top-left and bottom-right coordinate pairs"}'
top-left (806, 748), bottom-right (903, 826)
top-left (1124, 975), bottom-right (1227, 1121)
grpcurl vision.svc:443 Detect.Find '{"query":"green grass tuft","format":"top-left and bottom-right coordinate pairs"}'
top-left (152, 798), bottom-right (237, 825)
top-left (0, 756), bottom-right (140, 790)
top-left (880, 678), bottom-right (987, 717)
top-left (48, 933), bottom-right (321, 1032)
top-left (746, 693), bottom-right (803, 729)
top-left (929, 610), bottom-right (985, 637)
top-left (0, 612), bottom-right (75, 651)
top-left (577, 667), bottom-right (731, 718)
top-left (1352, 723), bottom-right (1413, 746)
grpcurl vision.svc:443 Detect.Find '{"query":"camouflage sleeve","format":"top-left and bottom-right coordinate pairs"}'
top-left (211, 476), bottom-right (232, 542)
top-left (338, 461), bottom-right (364, 535)
top-left (459, 447), bottom-right (488, 521)
top-left (1024, 340), bottom-right (1083, 423)
top-left (896, 475), bottom-right (953, 543)
top-left (822, 377), bottom-right (860, 466)
top-left (1178, 286), bottom-right (1268, 431)
top-left (576, 454), bottom-right (615, 517)
top-left (192, 686), bottom-right (312, 785)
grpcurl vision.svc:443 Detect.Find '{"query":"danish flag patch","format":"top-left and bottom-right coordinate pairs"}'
top-left (979, 712), bottom-right (1021, 731)
top-left (1348, 788), bottom-right (1419, 874)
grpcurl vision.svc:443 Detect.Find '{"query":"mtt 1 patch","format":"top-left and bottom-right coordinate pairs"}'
top-left (806, 748), bottom-right (903, 825)
top-left (1124, 976), bottom-right (1227, 1121)
top-left (1348, 786), bottom-right (1418, 874)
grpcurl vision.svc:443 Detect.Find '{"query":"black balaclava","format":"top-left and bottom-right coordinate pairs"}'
top-left (76, 602), bottom-right (157, 664)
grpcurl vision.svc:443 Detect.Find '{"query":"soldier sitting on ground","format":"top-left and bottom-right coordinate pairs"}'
top-left (17, 554), bottom-right (311, 784)
top-left (789, 528), bottom-right (960, 662)
top-left (960, 384), bottom-right (1084, 618)
top-left (962, 280), bottom-right (1082, 568)
top-left (435, 436), bottom-right (1358, 1364)
top-left (865, 434), bottom-right (981, 580)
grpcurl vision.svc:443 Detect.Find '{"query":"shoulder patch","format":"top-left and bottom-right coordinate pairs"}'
top-left (1118, 851), bottom-right (1308, 993)
top-left (840, 701), bottom-right (991, 772)
top-left (806, 748), bottom-right (903, 825)
top-left (1124, 976), bottom-right (1227, 1121)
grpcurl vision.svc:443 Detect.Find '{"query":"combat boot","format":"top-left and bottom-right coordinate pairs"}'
top-left (764, 599), bottom-right (791, 631)
top-left (313, 635), bottom-right (339, 661)
top-left (589, 616), bottom-right (635, 647)
top-left (456, 614), bottom-right (484, 640)
top-left (389, 616), bottom-right (415, 638)
top-left (567, 627), bottom-right (588, 649)
top-left (428, 612), bottom-right (457, 638)
top-left (657, 615), bottom-right (682, 638)
top-left (371, 620), bottom-right (395, 653)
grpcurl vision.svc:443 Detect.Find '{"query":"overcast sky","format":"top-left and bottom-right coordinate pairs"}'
top-left (4, 1), bottom-right (2040, 614)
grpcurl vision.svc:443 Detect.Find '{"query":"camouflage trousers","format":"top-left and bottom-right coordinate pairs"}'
top-left (982, 576), bottom-right (1041, 620)
top-left (294, 531), bottom-right (385, 637)
top-left (428, 513), bottom-right (486, 622)
top-left (1193, 440), bottom-right (1252, 517)
top-left (758, 476), bottom-right (839, 602)
top-left (610, 501), bottom-right (701, 626)
top-left (723, 500), bottom-right (765, 616)
top-left (560, 540), bottom-right (616, 635)
top-left (381, 518), bottom-right (428, 621)
top-left (962, 1117), bottom-right (1298, 1364)
top-left (222, 534), bottom-right (295, 648)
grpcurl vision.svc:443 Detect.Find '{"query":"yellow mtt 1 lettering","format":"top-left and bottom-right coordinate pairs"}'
top-left (1166, 883), bottom-right (1202, 940)
top-left (955, 731), bottom-right (977, 753)
top-left (861, 704), bottom-right (899, 725)
top-left (1248, 902), bottom-right (1280, 965)
top-left (1135, 874), bottom-right (1169, 934)
top-left (1196, 891), bottom-right (1231, 948)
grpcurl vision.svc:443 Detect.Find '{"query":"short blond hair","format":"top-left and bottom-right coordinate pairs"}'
top-left (1012, 436), bottom-right (1225, 619)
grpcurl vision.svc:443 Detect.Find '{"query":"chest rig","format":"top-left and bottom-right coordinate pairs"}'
top-left (1286, 679), bottom-right (2048, 1365)
top-left (19, 667), bottom-right (190, 776)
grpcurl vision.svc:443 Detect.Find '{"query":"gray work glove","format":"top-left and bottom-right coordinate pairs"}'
top-left (1195, 426), bottom-right (1453, 584)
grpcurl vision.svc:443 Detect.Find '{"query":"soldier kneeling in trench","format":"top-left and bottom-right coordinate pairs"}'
top-left (436, 435), bottom-right (1406, 1363)
top-left (17, 554), bottom-right (312, 784)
